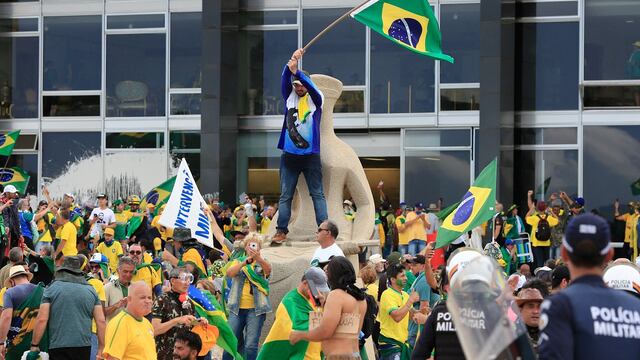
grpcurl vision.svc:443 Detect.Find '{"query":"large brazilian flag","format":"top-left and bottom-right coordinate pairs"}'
top-left (0, 167), bottom-right (30, 194)
top-left (435, 159), bottom-right (497, 249)
top-left (351, 0), bottom-right (454, 63)
top-left (0, 130), bottom-right (20, 157)
top-left (257, 289), bottom-right (321, 360)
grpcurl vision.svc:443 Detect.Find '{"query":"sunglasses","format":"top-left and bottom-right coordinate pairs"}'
top-left (317, 227), bottom-right (329, 233)
top-left (129, 250), bottom-right (142, 255)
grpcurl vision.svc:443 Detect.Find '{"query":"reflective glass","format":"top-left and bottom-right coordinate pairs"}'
top-left (106, 34), bottom-right (166, 117)
top-left (584, 86), bottom-right (640, 108)
top-left (239, 30), bottom-right (297, 115)
top-left (584, 126), bottom-right (640, 217)
top-left (513, 150), bottom-right (578, 205)
top-left (441, 88), bottom-right (480, 111)
top-left (404, 150), bottom-right (470, 205)
top-left (585, 0), bottom-right (640, 80)
top-left (44, 16), bottom-right (101, 91)
top-left (371, 31), bottom-right (435, 113)
top-left (107, 14), bottom-right (165, 29)
top-left (170, 94), bottom-right (201, 115)
top-left (170, 131), bottom-right (200, 150)
top-left (106, 132), bottom-right (165, 149)
top-left (42, 132), bottom-right (101, 189)
top-left (335, 90), bottom-right (364, 113)
top-left (242, 10), bottom-right (297, 25)
top-left (43, 96), bottom-right (100, 117)
top-left (515, 127), bottom-right (577, 145)
top-left (303, 8), bottom-right (365, 85)
top-left (516, 2), bottom-right (578, 17)
top-left (171, 13), bottom-right (202, 88)
top-left (440, 4), bottom-right (480, 83)
top-left (0, 18), bottom-right (38, 32)
top-left (515, 22), bottom-right (579, 110)
top-left (404, 129), bottom-right (471, 147)
top-left (0, 37), bottom-right (38, 119)
top-left (5, 154), bottom-right (37, 196)
top-left (171, 153), bottom-right (200, 181)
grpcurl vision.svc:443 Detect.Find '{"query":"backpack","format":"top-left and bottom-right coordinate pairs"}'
top-left (360, 291), bottom-right (379, 340)
top-left (535, 214), bottom-right (552, 241)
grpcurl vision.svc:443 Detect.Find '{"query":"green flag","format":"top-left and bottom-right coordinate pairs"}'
top-left (436, 201), bottom-right (460, 221)
top-left (435, 158), bottom-right (497, 249)
top-left (350, 0), bottom-right (454, 63)
top-left (535, 177), bottom-right (552, 198)
top-left (127, 176), bottom-right (176, 238)
top-left (0, 130), bottom-right (20, 157)
top-left (632, 177), bottom-right (640, 196)
top-left (0, 166), bottom-right (30, 194)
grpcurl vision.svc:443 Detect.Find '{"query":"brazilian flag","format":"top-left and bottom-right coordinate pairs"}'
top-left (435, 158), bottom-right (497, 249)
top-left (631, 177), bottom-right (640, 196)
top-left (351, 0), bottom-right (454, 63)
top-left (436, 201), bottom-right (460, 221)
top-left (0, 167), bottom-right (30, 194)
top-left (257, 289), bottom-right (321, 360)
top-left (127, 176), bottom-right (176, 238)
top-left (0, 130), bottom-right (20, 157)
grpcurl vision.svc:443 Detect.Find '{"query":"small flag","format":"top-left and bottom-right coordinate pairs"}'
top-left (0, 167), bottom-right (30, 194)
top-left (351, 0), bottom-right (454, 63)
top-left (632, 177), bottom-right (640, 196)
top-left (0, 130), bottom-right (20, 157)
top-left (435, 159), bottom-right (497, 249)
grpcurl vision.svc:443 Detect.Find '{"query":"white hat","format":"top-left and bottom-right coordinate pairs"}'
top-left (534, 266), bottom-right (552, 276)
top-left (64, 193), bottom-right (75, 199)
top-left (446, 248), bottom-right (483, 288)
top-left (5, 265), bottom-right (33, 287)
top-left (369, 254), bottom-right (386, 265)
top-left (603, 263), bottom-right (640, 295)
top-left (3, 185), bottom-right (17, 194)
top-left (343, 200), bottom-right (353, 207)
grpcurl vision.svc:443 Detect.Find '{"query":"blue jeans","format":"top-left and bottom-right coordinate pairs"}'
top-left (277, 153), bottom-right (328, 233)
top-left (223, 308), bottom-right (266, 360)
top-left (380, 351), bottom-right (401, 360)
top-left (408, 239), bottom-right (426, 256)
top-left (549, 245), bottom-right (561, 260)
top-left (399, 245), bottom-right (409, 255)
top-left (90, 333), bottom-right (98, 360)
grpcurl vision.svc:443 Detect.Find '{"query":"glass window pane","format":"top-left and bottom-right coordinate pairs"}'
top-left (303, 8), bottom-right (365, 85)
top-left (240, 30), bottom-right (297, 115)
top-left (515, 22), bottom-right (579, 110)
top-left (405, 150), bottom-right (470, 205)
top-left (107, 14), bottom-right (165, 29)
top-left (0, 18), bottom-right (38, 32)
top-left (0, 37), bottom-right (38, 119)
top-left (584, 126), bottom-right (640, 217)
top-left (171, 13), bottom-right (202, 88)
top-left (44, 16), bottom-right (102, 91)
top-left (371, 33), bottom-right (434, 113)
top-left (106, 132), bottom-right (165, 149)
top-left (585, 0), bottom-right (640, 80)
top-left (335, 90), bottom-right (364, 113)
top-left (241, 10), bottom-right (297, 25)
top-left (170, 131), bottom-right (200, 150)
top-left (440, 4), bottom-right (480, 83)
top-left (513, 150), bottom-right (578, 204)
top-left (105, 150), bottom-right (168, 200)
top-left (441, 88), bottom-right (480, 111)
top-left (405, 129), bottom-right (470, 147)
top-left (516, 2), bottom-right (578, 17)
top-left (43, 96), bottom-right (100, 116)
top-left (170, 93), bottom-right (200, 115)
top-left (515, 127), bottom-right (577, 145)
top-left (106, 34), bottom-right (166, 117)
top-left (14, 134), bottom-right (38, 150)
top-left (170, 153), bottom-right (200, 181)
top-left (42, 132), bottom-right (101, 199)
top-left (584, 86), bottom-right (640, 108)
top-left (4, 154), bottom-right (37, 196)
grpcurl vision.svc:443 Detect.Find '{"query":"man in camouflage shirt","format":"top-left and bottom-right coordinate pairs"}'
top-left (151, 267), bottom-right (206, 360)
top-left (549, 197), bottom-right (568, 260)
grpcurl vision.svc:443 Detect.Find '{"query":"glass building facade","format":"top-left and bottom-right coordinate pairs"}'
top-left (0, 0), bottom-right (639, 217)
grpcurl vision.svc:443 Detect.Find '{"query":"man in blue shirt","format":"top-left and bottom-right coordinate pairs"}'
top-left (272, 48), bottom-right (327, 245)
top-left (538, 213), bottom-right (640, 359)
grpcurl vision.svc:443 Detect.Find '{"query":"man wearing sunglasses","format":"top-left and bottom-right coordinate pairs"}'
top-left (129, 243), bottom-right (163, 298)
top-left (310, 220), bottom-right (344, 268)
top-left (152, 267), bottom-right (207, 360)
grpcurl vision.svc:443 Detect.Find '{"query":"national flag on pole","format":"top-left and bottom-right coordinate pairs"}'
top-left (435, 159), bottom-right (497, 249)
top-left (187, 285), bottom-right (243, 360)
top-left (351, 0), bottom-right (454, 63)
top-left (0, 130), bottom-right (20, 157)
top-left (257, 289), bottom-right (321, 360)
top-left (535, 177), bottom-right (552, 198)
top-left (436, 201), bottom-right (460, 221)
top-left (631, 177), bottom-right (640, 196)
top-left (127, 176), bottom-right (176, 238)
top-left (0, 167), bottom-right (30, 194)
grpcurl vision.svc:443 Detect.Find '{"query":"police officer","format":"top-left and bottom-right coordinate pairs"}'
top-left (538, 213), bottom-right (640, 359)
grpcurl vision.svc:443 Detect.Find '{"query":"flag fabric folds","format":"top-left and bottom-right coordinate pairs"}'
top-left (631, 177), bottom-right (640, 196)
top-left (351, 0), bottom-right (454, 63)
top-left (6, 283), bottom-right (49, 359)
top-left (0, 167), bottom-right (30, 194)
top-left (0, 130), bottom-right (20, 157)
top-left (436, 201), bottom-right (460, 221)
top-left (127, 176), bottom-right (176, 238)
top-left (257, 289), bottom-right (321, 360)
top-left (188, 285), bottom-right (243, 360)
top-left (435, 159), bottom-right (497, 249)
top-left (239, 256), bottom-right (270, 296)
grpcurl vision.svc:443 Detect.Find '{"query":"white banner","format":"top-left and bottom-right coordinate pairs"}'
top-left (159, 158), bottom-right (213, 248)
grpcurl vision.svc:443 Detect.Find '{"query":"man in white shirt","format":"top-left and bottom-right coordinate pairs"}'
top-left (89, 194), bottom-right (116, 247)
top-left (310, 220), bottom-right (344, 267)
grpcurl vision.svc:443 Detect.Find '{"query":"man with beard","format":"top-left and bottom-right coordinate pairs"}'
top-left (515, 288), bottom-right (544, 353)
top-left (172, 331), bottom-right (202, 360)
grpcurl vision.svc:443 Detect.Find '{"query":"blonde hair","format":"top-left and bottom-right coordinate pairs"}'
top-left (360, 264), bottom-right (377, 286)
top-left (242, 232), bottom-right (264, 249)
top-left (197, 279), bottom-right (216, 294)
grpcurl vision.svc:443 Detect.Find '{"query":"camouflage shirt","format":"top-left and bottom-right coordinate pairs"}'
top-left (550, 209), bottom-right (568, 248)
top-left (152, 291), bottom-right (194, 360)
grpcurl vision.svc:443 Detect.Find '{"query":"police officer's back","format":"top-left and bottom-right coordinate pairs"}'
top-left (538, 214), bottom-right (640, 360)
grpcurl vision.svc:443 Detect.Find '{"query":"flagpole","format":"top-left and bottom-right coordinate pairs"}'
top-left (302, 0), bottom-right (371, 52)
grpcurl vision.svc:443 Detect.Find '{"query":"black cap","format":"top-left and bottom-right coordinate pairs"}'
top-left (410, 255), bottom-right (426, 264)
top-left (563, 213), bottom-right (611, 255)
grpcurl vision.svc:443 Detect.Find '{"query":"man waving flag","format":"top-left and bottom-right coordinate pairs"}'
top-left (435, 159), bottom-right (497, 248)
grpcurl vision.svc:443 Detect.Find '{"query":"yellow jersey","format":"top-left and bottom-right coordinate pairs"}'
top-left (378, 287), bottom-right (410, 343)
top-left (96, 241), bottom-right (124, 274)
top-left (132, 265), bottom-right (161, 293)
top-left (88, 278), bottom-right (106, 333)
top-left (60, 221), bottom-right (78, 256)
top-left (103, 311), bottom-right (157, 360)
top-left (36, 213), bottom-right (55, 243)
top-left (525, 213), bottom-right (559, 247)
top-left (395, 215), bottom-right (411, 246)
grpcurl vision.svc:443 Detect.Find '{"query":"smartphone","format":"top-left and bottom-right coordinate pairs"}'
top-left (249, 242), bottom-right (258, 251)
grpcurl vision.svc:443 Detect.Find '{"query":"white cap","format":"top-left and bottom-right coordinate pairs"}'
top-left (369, 254), bottom-right (386, 265)
top-left (64, 193), bottom-right (75, 199)
top-left (603, 263), bottom-right (640, 295)
top-left (3, 185), bottom-right (17, 194)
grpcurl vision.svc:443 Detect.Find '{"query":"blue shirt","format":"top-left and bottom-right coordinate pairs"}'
top-left (277, 65), bottom-right (324, 155)
top-left (19, 211), bottom-right (32, 239)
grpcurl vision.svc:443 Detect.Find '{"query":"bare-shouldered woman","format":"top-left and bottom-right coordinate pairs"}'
top-left (290, 256), bottom-right (367, 359)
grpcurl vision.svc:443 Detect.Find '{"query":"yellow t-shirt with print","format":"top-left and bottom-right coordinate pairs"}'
top-left (60, 221), bottom-right (78, 256)
top-left (132, 265), bottom-right (161, 292)
top-left (395, 215), bottom-right (410, 246)
top-left (36, 213), bottom-right (55, 243)
top-left (378, 287), bottom-right (410, 343)
top-left (88, 277), bottom-right (106, 333)
top-left (96, 241), bottom-right (124, 274)
top-left (103, 311), bottom-right (157, 360)
top-left (525, 213), bottom-right (559, 247)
